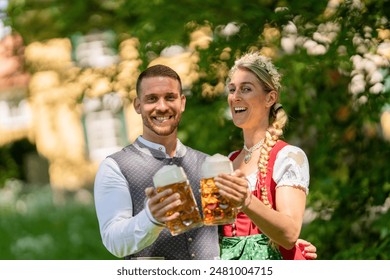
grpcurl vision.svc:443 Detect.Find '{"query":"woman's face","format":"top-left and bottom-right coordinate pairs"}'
top-left (227, 68), bottom-right (271, 130)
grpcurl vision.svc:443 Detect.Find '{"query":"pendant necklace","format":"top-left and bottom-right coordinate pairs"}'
top-left (243, 138), bottom-right (264, 164)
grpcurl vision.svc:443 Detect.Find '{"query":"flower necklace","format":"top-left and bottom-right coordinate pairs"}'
top-left (243, 138), bottom-right (264, 164)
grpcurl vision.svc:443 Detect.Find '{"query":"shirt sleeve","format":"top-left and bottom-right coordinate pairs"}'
top-left (94, 157), bottom-right (164, 258)
top-left (273, 145), bottom-right (310, 194)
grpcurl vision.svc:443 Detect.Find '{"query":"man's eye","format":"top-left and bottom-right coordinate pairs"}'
top-left (228, 88), bottom-right (236, 94)
top-left (146, 97), bottom-right (156, 102)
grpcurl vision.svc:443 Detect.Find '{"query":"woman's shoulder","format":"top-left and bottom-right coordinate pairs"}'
top-left (274, 142), bottom-right (309, 171)
top-left (279, 143), bottom-right (307, 154)
top-left (273, 142), bottom-right (310, 191)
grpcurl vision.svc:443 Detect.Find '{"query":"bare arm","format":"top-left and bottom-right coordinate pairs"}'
top-left (216, 170), bottom-right (306, 249)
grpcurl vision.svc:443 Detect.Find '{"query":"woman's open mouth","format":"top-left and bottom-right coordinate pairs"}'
top-left (234, 107), bottom-right (247, 114)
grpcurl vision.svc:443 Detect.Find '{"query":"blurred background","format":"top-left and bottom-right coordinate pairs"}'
top-left (0, 0), bottom-right (389, 260)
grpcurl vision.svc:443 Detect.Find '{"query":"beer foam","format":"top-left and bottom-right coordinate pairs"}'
top-left (201, 153), bottom-right (233, 178)
top-left (153, 164), bottom-right (188, 187)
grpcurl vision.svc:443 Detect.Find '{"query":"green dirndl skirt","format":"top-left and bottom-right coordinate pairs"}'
top-left (220, 234), bottom-right (282, 260)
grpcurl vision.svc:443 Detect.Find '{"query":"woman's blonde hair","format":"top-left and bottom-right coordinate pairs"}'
top-left (229, 52), bottom-right (288, 208)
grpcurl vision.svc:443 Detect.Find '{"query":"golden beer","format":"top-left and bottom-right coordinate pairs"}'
top-left (200, 177), bottom-right (237, 225)
top-left (200, 154), bottom-right (237, 225)
top-left (153, 165), bottom-right (202, 236)
top-left (156, 181), bottom-right (202, 235)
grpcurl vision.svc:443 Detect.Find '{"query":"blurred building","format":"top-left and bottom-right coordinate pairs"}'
top-left (0, 26), bottom-right (212, 192)
top-left (0, 28), bottom-right (143, 191)
top-left (0, 32), bottom-right (31, 146)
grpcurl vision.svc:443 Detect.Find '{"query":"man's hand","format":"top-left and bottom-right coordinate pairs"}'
top-left (296, 239), bottom-right (317, 260)
top-left (145, 187), bottom-right (181, 223)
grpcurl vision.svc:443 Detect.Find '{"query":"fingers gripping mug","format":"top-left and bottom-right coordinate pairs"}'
top-left (153, 165), bottom-right (202, 235)
top-left (200, 154), bottom-right (238, 225)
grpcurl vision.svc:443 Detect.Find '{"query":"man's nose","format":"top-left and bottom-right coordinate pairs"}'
top-left (156, 98), bottom-right (168, 111)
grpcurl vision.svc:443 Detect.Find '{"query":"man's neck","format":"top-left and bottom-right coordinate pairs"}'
top-left (141, 134), bottom-right (177, 157)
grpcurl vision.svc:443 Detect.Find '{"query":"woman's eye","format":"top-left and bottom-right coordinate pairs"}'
top-left (241, 87), bottom-right (251, 93)
top-left (228, 88), bottom-right (236, 94)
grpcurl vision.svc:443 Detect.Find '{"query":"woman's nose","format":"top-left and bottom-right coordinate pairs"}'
top-left (232, 89), bottom-right (241, 100)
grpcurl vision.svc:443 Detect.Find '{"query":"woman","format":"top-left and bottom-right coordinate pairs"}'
top-left (215, 52), bottom-right (311, 260)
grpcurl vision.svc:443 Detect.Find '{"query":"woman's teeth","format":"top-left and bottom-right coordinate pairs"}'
top-left (234, 107), bottom-right (247, 113)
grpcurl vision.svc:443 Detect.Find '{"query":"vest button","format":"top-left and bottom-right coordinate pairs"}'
top-left (188, 237), bottom-right (193, 242)
top-left (191, 253), bottom-right (196, 259)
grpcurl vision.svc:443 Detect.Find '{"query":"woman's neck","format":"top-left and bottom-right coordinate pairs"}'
top-left (231, 128), bottom-right (267, 175)
top-left (242, 128), bottom-right (266, 149)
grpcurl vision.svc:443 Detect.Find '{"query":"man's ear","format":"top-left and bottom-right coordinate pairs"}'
top-left (266, 90), bottom-right (278, 108)
top-left (180, 94), bottom-right (186, 113)
top-left (133, 97), bottom-right (141, 114)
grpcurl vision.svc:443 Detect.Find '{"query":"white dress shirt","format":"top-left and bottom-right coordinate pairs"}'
top-left (94, 136), bottom-right (176, 258)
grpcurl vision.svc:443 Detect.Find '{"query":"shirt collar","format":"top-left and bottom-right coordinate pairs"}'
top-left (136, 136), bottom-right (186, 158)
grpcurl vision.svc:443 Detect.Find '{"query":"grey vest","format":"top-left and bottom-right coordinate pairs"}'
top-left (109, 139), bottom-right (219, 260)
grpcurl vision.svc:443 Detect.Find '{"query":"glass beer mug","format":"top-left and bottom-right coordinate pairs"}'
top-left (200, 154), bottom-right (238, 225)
top-left (153, 165), bottom-right (202, 235)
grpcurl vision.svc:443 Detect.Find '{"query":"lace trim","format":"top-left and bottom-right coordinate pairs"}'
top-left (275, 184), bottom-right (308, 195)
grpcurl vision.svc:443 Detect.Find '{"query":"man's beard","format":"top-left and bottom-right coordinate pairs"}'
top-left (142, 114), bottom-right (181, 136)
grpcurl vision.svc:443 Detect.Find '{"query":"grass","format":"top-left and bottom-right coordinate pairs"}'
top-left (0, 180), bottom-right (117, 260)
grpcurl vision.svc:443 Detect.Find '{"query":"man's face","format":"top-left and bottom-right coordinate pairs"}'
top-left (134, 76), bottom-right (186, 141)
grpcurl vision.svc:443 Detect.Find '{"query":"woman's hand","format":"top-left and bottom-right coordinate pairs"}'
top-left (214, 169), bottom-right (252, 210)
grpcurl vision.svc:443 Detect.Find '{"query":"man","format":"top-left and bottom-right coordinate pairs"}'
top-left (94, 64), bottom-right (317, 260)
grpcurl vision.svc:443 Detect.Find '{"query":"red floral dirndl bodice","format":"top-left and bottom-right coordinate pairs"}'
top-left (222, 140), bottom-right (306, 260)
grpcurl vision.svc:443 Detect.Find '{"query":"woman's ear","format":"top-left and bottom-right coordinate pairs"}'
top-left (266, 90), bottom-right (278, 108)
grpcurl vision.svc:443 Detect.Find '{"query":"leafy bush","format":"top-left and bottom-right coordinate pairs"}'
top-left (0, 180), bottom-right (116, 260)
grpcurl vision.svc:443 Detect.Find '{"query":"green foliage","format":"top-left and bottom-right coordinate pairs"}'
top-left (3, 0), bottom-right (390, 259)
top-left (0, 181), bottom-right (116, 260)
top-left (0, 146), bottom-right (19, 187)
top-left (180, 0), bottom-right (390, 260)
top-left (179, 94), bottom-right (242, 157)
top-left (0, 140), bottom-right (36, 187)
